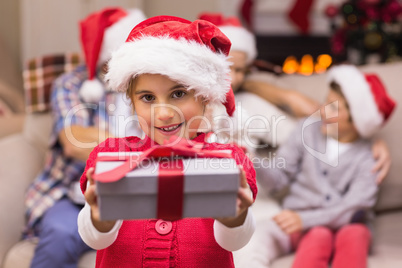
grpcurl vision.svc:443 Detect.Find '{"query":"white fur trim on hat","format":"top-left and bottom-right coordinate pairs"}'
top-left (219, 25), bottom-right (257, 64)
top-left (327, 65), bottom-right (383, 138)
top-left (105, 36), bottom-right (232, 105)
top-left (98, 9), bottom-right (147, 65)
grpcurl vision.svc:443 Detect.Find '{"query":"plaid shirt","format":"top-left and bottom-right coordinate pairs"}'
top-left (24, 64), bottom-right (116, 237)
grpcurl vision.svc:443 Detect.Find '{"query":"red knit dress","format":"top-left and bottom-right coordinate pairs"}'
top-left (80, 133), bottom-right (257, 268)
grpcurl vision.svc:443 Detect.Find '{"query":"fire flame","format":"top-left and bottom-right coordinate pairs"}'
top-left (283, 54), bottom-right (332, 75)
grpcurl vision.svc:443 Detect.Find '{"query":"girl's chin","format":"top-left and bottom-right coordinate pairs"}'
top-left (154, 132), bottom-right (189, 144)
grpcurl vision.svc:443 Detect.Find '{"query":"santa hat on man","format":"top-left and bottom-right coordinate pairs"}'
top-left (198, 12), bottom-right (257, 65)
top-left (105, 15), bottom-right (236, 118)
top-left (327, 64), bottom-right (396, 138)
top-left (79, 7), bottom-right (146, 103)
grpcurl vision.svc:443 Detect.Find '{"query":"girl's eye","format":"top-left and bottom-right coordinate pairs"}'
top-left (141, 94), bottom-right (155, 102)
top-left (172, 90), bottom-right (186, 99)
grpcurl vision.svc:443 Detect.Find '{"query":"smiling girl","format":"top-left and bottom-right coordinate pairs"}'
top-left (77, 16), bottom-right (257, 267)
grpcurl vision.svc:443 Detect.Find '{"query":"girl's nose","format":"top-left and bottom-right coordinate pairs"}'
top-left (155, 105), bottom-right (175, 121)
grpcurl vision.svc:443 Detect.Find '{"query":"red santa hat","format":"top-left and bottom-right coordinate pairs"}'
top-left (105, 15), bottom-right (235, 117)
top-left (198, 13), bottom-right (257, 65)
top-left (79, 7), bottom-right (146, 103)
top-left (327, 65), bottom-right (396, 138)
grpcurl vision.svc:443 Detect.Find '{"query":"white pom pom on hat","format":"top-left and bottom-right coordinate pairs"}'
top-left (327, 64), bottom-right (396, 138)
top-left (79, 7), bottom-right (146, 103)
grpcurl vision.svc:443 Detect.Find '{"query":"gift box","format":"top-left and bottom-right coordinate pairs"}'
top-left (93, 142), bottom-right (240, 221)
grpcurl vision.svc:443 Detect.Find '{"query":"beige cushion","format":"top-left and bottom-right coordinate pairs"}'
top-left (0, 113), bottom-right (94, 267)
top-left (271, 254), bottom-right (402, 268)
top-left (3, 240), bottom-right (96, 268)
top-left (0, 80), bottom-right (24, 114)
top-left (0, 134), bottom-right (46, 265)
top-left (22, 113), bottom-right (53, 153)
top-left (2, 240), bottom-right (35, 268)
top-left (0, 114), bottom-right (24, 139)
top-left (372, 211), bottom-right (402, 257)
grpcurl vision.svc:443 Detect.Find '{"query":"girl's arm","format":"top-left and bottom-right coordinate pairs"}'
top-left (214, 166), bottom-right (256, 251)
top-left (211, 144), bottom-right (257, 251)
top-left (77, 167), bottom-right (123, 249)
top-left (84, 167), bottom-right (117, 232)
top-left (214, 207), bottom-right (256, 251)
top-left (78, 202), bottom-right (123, 250)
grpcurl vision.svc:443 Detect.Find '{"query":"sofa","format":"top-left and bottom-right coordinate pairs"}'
top-left (0, 61), bottom-right (401, 267)
top-left (0, 37), bottom-right (25, 139)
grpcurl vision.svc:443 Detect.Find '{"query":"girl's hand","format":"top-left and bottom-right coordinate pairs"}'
top-left (371, 138), bottom-right (391, 184)
top-left (85, 167), bottom-right (116, 232)
top-left (273, 210), bottom-right (303, 235)
top-left (217, 166), bottom-right (254, 228)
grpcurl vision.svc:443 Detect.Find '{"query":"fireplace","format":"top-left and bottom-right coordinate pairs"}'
top-left (255, 35), bottom-right (333, 75)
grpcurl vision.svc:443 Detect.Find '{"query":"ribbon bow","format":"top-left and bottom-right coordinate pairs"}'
top-left (93, 136), bottom-right (232, 183)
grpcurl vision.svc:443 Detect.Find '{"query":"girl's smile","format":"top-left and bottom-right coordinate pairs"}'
top-left (155, 122), bottom-right (184, 134)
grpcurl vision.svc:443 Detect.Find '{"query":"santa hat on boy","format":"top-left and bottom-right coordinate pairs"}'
top-left (79, 7), bottom-right (146, 103)
top-left (198, 12), bottom-right (257, 64)
top-left (327, 65), bottom-right (396, 138)
top-left (105, 15), bottom-right (236, 117)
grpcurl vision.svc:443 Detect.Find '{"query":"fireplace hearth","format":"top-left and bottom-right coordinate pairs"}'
top-left (256, 35), bottom-right (333, 67)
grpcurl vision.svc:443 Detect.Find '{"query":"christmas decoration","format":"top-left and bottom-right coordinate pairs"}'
top-left (326, 0), bottom-right (402, 65)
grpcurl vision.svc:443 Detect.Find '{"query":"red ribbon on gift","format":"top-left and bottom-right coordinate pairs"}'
top-left (93, 136), bottom-right (234, 220)
top-left (157, 158), bottom-right (184, 220)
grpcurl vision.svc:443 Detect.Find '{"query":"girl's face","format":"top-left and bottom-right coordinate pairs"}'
top-left (130, 74), bottom-right (207, 144)
top-left (321, 90), bottom-right (359, 142)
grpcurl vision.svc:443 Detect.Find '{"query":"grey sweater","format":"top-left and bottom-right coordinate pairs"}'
top-left (259, 119), bottom-right (378, 230)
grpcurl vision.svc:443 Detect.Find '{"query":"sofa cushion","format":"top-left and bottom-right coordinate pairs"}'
top-left (0, 80), bottom-right (24, 114)
top-left (271, 253), bottom-right (402, 268)
top-left (0, 114), bottom-right (24, 139)
top-left (372, 211), bottom-right (402, 257)
top-left (0, 134), bottom-right (47, 266)
top-left (2, 239), bottom-right (35, 268)
top-left (2, 239), bottom-right (96, 268)
top-left (22, 113), bottom-right (52, 153)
